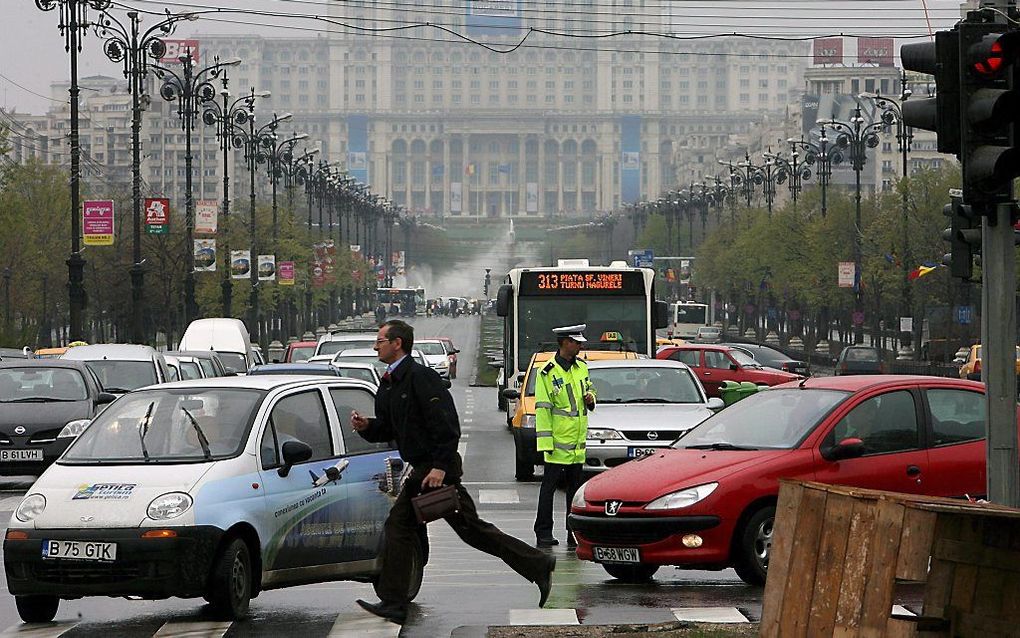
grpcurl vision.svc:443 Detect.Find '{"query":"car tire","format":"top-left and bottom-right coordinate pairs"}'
top-left (374, 533), bottom-right (425, 601)
top-left (15, 595), bottom-right (59, 623)
top-left (208, 537), bottom-right (253, 620)
top-left (513, 431), bottom-right (535, 481)
top-left (734, 505), bottom-right (775, 586)
top-left (602, 564), bottom-right (658, 583)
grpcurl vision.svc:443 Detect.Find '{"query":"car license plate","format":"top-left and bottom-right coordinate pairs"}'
top-left (0, 449), bottom-right (43, 462)
top-left (628, 447), bottom-right (656, 458)
top-left (593, 546), bottom-right (641, 563)
top-left (42, 540), bottom-right (117, 562)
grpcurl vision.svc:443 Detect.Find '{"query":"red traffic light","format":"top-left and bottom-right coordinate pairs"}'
top-left (973, 40), bottom-right (1003, 75)
top-left (968, 32), bottom-right (1020, 78)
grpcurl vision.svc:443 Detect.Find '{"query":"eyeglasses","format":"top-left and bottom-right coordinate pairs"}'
top-left (375, 337), bottom-right (394, 344)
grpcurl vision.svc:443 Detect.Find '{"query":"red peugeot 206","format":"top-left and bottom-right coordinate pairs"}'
top-left (569, 375), bottom-right (992, 585)
top-left (656, 344), bottom-right (800, 397)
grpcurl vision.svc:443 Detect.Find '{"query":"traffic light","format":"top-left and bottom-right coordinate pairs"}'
top-left (958, 19), bottom-right (1020, 206)
top-left (901, 29), bottom-right (961, 155)
top-left (942, 191), bottom-right (981, 279)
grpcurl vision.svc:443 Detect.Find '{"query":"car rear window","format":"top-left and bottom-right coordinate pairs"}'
top-left (0, 367), bottom-right (89, 402)
top-left (85, 360), bottom-right (158, 392)
top-left (845, 348), bottom-right (879, 362)
top-left (318, 340), bottom-right (376, 356)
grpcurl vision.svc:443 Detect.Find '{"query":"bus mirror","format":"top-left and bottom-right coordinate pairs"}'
top-left (653, 300), bottom-right (669, 329)
top-left (496, 284), bottom-right (512, 317)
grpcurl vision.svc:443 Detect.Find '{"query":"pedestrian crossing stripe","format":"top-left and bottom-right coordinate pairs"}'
top-left (478, 489), bottom-right (520, 504)
top-left (507, 608), bottom-right (580, 625)
top-left (152, 621), bottom-right (232, 637)
top-left (671, 607), bottom-right (749, 623)
top-left (0, 622), bottom-right (78, 638)
top-left (327, 612), bottom-right (401, 637)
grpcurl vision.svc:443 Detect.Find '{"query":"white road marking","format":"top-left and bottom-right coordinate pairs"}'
top-left (0, 622), bottom-right (78, 638)
top-left (462, 481), bottom-right (528, 486)
top-left (458, 442), bottom-right (468, 458)
top-left (478, 489), bottom-right (520, 504)
top-left (152, 621), bottom-right (233, 637)
top-left (892, 605), bottom-right (916, 616)
top-left (463, 419), bottom-right (474, 423)
top-left (508, 609), bottom-right (579, 625)
top-left (671, 607), bottom-right (749, 623)
top-left (327, 612), bottom-right (401, 637)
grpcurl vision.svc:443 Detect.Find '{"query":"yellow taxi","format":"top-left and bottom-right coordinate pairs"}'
top-left (958, 344), bottom-right (1020, 380)
top-left (32, 347), bottom-right (69, 359)
top-left (656, 337), bottom-right (686, 348)
top-left (506, 340), bottom-right (639, 481)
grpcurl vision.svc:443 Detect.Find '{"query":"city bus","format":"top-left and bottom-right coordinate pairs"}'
top-left (376, 287), bottom-right (425, 316)
top-left (495, 260), bottom-right (668, 406)
top-left (670, 301), bottom-right (710, 339)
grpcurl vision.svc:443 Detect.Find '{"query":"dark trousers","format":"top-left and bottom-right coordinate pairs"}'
top-left (534, 462), bottom-right (584, 540)
top-left (376, 465), bottom-right (549, 605)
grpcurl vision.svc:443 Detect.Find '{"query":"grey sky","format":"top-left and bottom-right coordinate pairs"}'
top-left (2, 0), bottom-right (965, 114)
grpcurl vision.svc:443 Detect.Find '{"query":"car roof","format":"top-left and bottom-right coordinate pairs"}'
top-left (667, 344), bottom-right (732, 352)
top-left (287, 341), bottom-right (318, 348)
top-left (332, 361), bottom-right (376, 370)
top-left (527, 350), bottom-right (639, 368)
top-left (0, 359), bottom-right (93, 371)
top-left (773, 375), bottom-right (983, 392)
top-left (319, 332), bottom-right (377, 343)
top-left (586, 359), bottom-right (691, 370)
top-left (61, 344), bottom-right (159, 360)
top-left (168, 350), bottom-right (221, 359)
top-left (250, 363), bottom-right (339, 374)
top-left (144, 375), bottom-right (376, 392)
top-left (335, 349), bottom-right (379, 357)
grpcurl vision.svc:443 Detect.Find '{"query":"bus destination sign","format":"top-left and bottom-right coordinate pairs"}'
top-left (520, 270), bottom-right (645, 295)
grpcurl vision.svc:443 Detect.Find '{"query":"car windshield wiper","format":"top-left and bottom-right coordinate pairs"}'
top-left (620, 398), bottom-right (672, 403)
top-left (137, 401), bottom-right (155, 462)
top-left (180, 407), bottom-right (212, 460)
top-left (3, 397), bottom-right (77, 402)
top-left (102, 387), bottom-right (133, 394)
top-left (684, 442), bottom-right (758, 451)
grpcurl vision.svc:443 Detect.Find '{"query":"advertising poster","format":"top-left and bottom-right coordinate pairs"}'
top-left (812, 38), bottom-right (844, 65)
top-left (857, 37), bottom-right (894, 67)
top-left (195, 200), bottom-right (218, 234)
top-left (231, 250), bottom-right (251, 279)
top-left (159, 39), bottom-right (200, 64)
top-left (838, 261), bottom-right (856, 288)
top-left (193, 239), bottom-right (216, 272)
top-left (257, 254), bottom-right (276, 281)
top-left (278, 261), bottom-right (295, 285)
top-left (144, 198), bottom-right (169, 235)
top-left (82, 200), bottom-right (114, 246)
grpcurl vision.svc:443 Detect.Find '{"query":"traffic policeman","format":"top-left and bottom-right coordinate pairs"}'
top-left (534, 324), bottom-right (596, 549)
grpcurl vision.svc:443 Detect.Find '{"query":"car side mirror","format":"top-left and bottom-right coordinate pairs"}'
top-left (501, 388), bottom-right (520, 400)
top-left (516, 372), bottom-right (525, 383)
top-left (822, 437), bottom-right (865, 462)
top-left (279, 440), bottom-right (313, 477)
top-left (730, 363), bottom-right (739, 371)
top-left (706, 397), bottom-right (725, 410)
top-left (95, 392), bottom-right (117, 405)
top-left (452, 349), bottom-right (461, 354)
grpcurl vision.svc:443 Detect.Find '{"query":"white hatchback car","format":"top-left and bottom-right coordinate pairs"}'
top-left (3, 376), bottom-right (416, 623)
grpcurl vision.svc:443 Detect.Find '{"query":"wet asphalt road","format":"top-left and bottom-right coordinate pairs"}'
top-left (0, 314), bottom-right (763, 637)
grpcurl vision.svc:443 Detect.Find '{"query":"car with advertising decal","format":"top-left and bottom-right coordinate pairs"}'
top-left (3, 375), bottom-right (416, 623)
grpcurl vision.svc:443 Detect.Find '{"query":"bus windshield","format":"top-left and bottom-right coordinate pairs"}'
top-left (518, 296), bottom-right (648, 362)
top-left (672, 302), bottom-right (709, 338)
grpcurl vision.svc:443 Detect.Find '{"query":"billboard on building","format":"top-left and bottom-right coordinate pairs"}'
top-left (620, 116), bottom-right (641, 205)
top-left (465, 0), bottom-right (523, 35)
top-left (347, 115), bottom-right (370, 186)
top-left (159, 39), bottom-right (200, 64)
top-left (857, 37), bottom-right (895, 67)
top-left (801, 93), bottom-right (881, 187)
top-left (812, 38), bottom-right (844, 65)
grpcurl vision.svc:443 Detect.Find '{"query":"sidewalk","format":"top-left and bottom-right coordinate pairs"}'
top-left (469, 621), bottom-right (759, 637)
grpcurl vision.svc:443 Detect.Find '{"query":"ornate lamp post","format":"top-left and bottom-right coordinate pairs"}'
top-left (35, 0), bottom-right (113, 342)
top-left (153, 53), bottom-right (240, 326)
top-left (763, 147), bottom-right (813, 212)
top-left (820, 103), bottom-right (886, 344)
top-left (95, 8), bottom-right (194, 344)
top-left (738, 151), bottom-right (782, 217)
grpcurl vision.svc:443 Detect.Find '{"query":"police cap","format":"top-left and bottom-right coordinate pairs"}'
top-left (552, 324), bottom-right (587, 343)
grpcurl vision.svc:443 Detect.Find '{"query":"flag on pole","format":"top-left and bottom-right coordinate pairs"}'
top-left (908, 265), bottom-right (937, 281)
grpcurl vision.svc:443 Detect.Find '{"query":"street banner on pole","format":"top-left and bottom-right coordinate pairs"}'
top-left (144, 198), bottom-right (169, 235)
top-left (231, 250), bottom-right (250, 279)
top-left (193, 239), bottom-right (216, 272)
top-left (838, 261), bottom-right (856, 288)
top-left (82, 200), bottom-right (114, 246)
top-left (257, 255), bottom-right (276, 281)
top-left (278, 261), bottom-right (295, 285)
top-left (195, 200), bottom-right (218, 234)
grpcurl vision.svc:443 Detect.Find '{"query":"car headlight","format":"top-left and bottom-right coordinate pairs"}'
top-left (587, 428), bottom-right (624, 440)
top-left (570, 482), bottom-right (588, 509)
top-left (58, 419), bottom-right (91, 439)
top-left (16, 494), bottom-right (46, 522)
top-left (147, 492), bottom-right (193, 520)
top-left (522, 414), bottom-right (536, 428)
top-left (644, 483), bottom-right (718, 511)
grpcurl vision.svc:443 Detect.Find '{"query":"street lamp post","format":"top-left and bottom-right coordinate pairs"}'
top-left (264, 133), bottom-right (307, 337)
top-left (788, 128), bottom-right (845, 219)
top-left (821, 103), bottom-right (885, 345)
top-left (35, 0), bottom-right (113, 342)
top-left (763, 147), bottom-right (813, 213)
top-left (153, 53), bottom-right (240, 327)
top-left (739, 151), bottom-right (782, 218)
top-left (95, 8), bottom-right (193, 345)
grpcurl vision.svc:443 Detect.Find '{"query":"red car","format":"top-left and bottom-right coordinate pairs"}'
top-left (283, 340), bottom-right (318, 363)
top-left (569, 375), bottom-right (990, 585)
top-left (656, 344), bottom-right (800, 397)
top-left (436, 337), bottom-right (460, 379)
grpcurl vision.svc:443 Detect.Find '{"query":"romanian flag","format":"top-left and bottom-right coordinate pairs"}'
top-left (908, 265), bottom-right (936, 281)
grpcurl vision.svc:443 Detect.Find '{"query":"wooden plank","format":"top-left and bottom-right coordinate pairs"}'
top-left (947, 517), bottom-right (983, 615)
top-left (760, 481), bottom-right (805, 638)
top-left (1000, 566), bottom-right (1020, 617)
top-left (970, 566), bottom-right (1006, 618)
top-left (951, 609), bottom-right (1020, 637)
top-left (933, 539), bottom-right (1020, 573)
top-left (922, 514), bottom-right (963, 620)
top-left (883, 617), bottom-right (919, 638)
top-left (896, 508), bottom-right (937, 582)
top-left (806, 493), bottom-right (855, 637)
top-left (834, 497), bottom-right (879, 633)
top-left (777, 486), bottom-right (828, 638)
top-left (860, 499), bottom-right (907, 637)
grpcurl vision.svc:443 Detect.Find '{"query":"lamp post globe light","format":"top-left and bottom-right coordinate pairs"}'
top-left (718, 158), bottom-right (753, 223)
top-left (762, 146), bottom-right (813, 213)
top-left (35, 0), bottom-right (115, 342)
top-left (788, 127), bottom-right (846, 219)
top-left (819, 102), bottom-right (886, 345)
top-left (95, 8), bottom-right (196, 345)
top-left (153, 53), bottom-right (240, 329)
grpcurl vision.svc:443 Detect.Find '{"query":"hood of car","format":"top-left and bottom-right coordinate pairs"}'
top-left (422, 354), bottom-right (448, 365)
top-left (0, 401), bottom-right (94, 434)
top-left (588, 403), bottom-right (713, 432)
top-left (23, 463), bottom-right (215, 529)
top-left (742, 368), bottom-right (801, 383)
top-left (582, 447), bottom-right (792, 503)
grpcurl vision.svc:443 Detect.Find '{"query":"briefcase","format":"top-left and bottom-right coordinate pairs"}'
top-left (411, 485), bottom-right (461, 524)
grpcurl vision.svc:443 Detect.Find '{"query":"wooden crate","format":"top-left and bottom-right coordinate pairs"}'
top-left (760, 480), bottom-right (1020, 638)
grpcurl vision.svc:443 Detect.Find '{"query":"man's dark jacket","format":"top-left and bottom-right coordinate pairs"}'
top-left (359, 355), bottom-right (461, 477)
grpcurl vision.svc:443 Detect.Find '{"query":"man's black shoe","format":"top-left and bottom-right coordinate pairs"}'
top-left (356, 598), bottom-right (407, 624)
top-left (536, 536), bottom-right (559, 547)
top-left (536, 554), bottom-right (556, 607)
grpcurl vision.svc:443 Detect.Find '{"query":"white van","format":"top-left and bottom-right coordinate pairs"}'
top-left (179, 319), bottom-right (255, 375)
